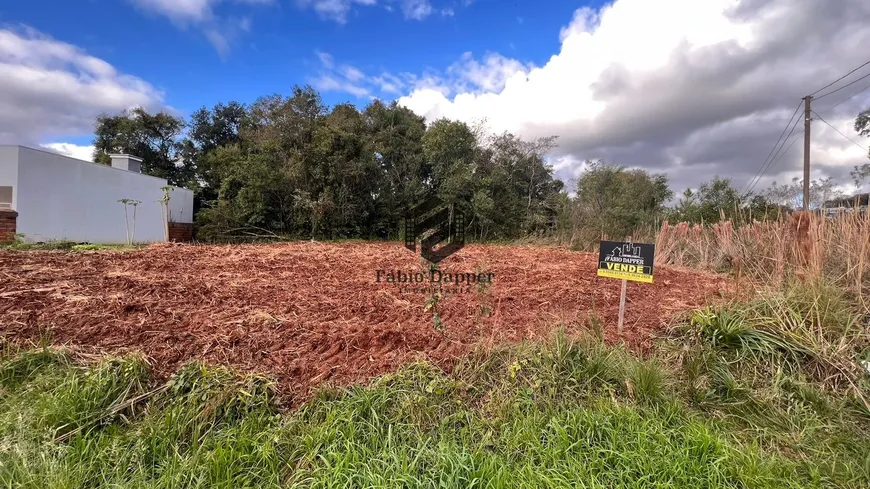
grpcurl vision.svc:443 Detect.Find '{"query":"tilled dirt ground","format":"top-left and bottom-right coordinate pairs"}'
top-left (0, 242), bottom-right (728, 401)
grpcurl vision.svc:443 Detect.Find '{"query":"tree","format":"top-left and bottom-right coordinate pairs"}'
top-left (573, 161), bottom-right (672, 239)
top-left (422, 119), bottom-right (477, 226)
top-left (765, 177), bottom-right (844, 210)
top-left (672, 177), bottom-right (740, 223)
top-left (670, 177), bottom-right (782, 224)
top-left (89, 86), bottom-right (570, 243)
top-left (363, 100), bottom-right (428, 239)
top-left (307, 103), bottom-right (380, 238)
top-left (183, 102), bottom-right (249, 202)
top-left (855, 108), bottom-right (870, 139)
top-left (93, 108), bottom-right (189, 186)
top-left (851, 164), bottom-right (870, 189)
top-left (474, 132), bottom-right (563, 239)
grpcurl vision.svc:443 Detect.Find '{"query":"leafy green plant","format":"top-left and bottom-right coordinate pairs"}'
top-left (3, 326), bottom-right (870, 488)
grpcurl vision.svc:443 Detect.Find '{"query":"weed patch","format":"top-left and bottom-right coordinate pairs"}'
top-left (3, 323), bottom-right (869, 488)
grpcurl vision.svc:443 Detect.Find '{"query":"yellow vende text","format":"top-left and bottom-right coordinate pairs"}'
top-left (603, 263), bottom-right (645, 273)
top-left (597, 268), bottom-right (654, 284)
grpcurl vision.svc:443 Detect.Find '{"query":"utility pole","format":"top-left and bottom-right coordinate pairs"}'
top-left (803, 95), bottom-right (812, 211)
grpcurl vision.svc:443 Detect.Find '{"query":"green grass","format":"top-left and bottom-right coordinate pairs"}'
top-left (1, 282), bottom-right (869, 488)
top-left (0, 239), bottom-right (141, 251)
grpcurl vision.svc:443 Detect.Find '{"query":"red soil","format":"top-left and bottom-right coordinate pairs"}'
top-left (0, 242), bottom-right (728, 401)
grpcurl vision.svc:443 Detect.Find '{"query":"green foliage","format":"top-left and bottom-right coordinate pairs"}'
top-left (569, 160), bottom-right (672, 240)
top-left (1, 238), bottom-right (78, 250)
top-left (1, 241), bottom-right (138, 251)
top-left (182, 90), bottom-right (566, 242)
top-left (855, 108), bottom-right (870, 139)
top-left (84, 91), bottom-right (870, 247)
top-left (851, 163), bottom-right (870, 189)
top-left (93, 108), bottom-right (190, 186)
top-left (672, 177), bottom-right (740, 224)
top-left (668, 177), bottom-right (784, 224)
top-left (3, 301), bottom-right (869, 488)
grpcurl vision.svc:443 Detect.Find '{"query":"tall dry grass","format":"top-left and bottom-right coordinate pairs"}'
top-left (656, 211), bottom-right (870, 309)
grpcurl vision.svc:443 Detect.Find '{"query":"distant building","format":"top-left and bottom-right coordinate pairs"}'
top-left (823, 193), bottom-right (869, 218)
top-left (0, 145), bottom-right (194, 244)
top-left (825, 193), bottom-right (869, 208)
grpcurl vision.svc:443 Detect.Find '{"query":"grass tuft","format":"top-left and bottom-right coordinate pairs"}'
top-left (2, 279), bottom-right (869, 488)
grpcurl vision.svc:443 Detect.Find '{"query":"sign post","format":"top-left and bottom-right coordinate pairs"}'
top-left (597, 240), bottom-right (656, 336)
top-left (617, 278), bottom-right (627, 335)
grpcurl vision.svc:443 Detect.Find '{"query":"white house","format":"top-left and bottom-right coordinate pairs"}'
top-left (0, 145), bottom-right (194, 244)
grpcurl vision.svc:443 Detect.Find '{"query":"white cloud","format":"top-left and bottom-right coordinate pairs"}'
top-left (40, 143), bottom-right (95, 162)
top-left (298, 0), bottom-right (377, 23)
top-left (315, 50), bottom-right (335, 69)
top-left (312, 74), bottom-right (370, 98)
top-left (310, 51), bottom-right (413, 99)
top-left (297, 0), bottom-right (442, 23)
top-left (402, 0), bottom-right (433, 20)
top-left (396, 0), bottom-right (870, 193)
top-left (128, 0), bottom-right (272, 54)
top-left (310, 51), bottom-right (371, 98)
top-left (446, 52), bottom-right (532, 94)
top-left (130, 0), bottom-right (274, 22)
top-left (341, 65), bottom-right (366, 83)
top-left (372, 73), bottom-right (405, 94)
top-left (130, 0), bottom-right (214, 22)
top-left (0, 27), bottom-right (162, 147)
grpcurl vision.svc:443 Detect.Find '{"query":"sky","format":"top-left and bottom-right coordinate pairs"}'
top-left (1, 0), bottom-right (870, 196)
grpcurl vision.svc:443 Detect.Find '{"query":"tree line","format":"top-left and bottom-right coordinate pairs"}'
top-left (91, 85), bottom-right (870, 242)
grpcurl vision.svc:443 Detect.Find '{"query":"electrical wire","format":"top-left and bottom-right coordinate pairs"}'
top-left (746, 120), bottom-right (801, 196)
top-left (765, 134), bottom-right (800, 178)
top-left (741, 100), bottom-right (802, 195)
top-left (812, 110), bottom-right (868, 152)
top-left (742, 101), bottom-right (802, 196)
top-left (814, 71), bottom-right (870, 101)
top-left (741, 59), bottom-right (870, 198)
top-left (810, 59), bottom-right (870, 97)
top-left (818, 79), bottom-right (870, 113)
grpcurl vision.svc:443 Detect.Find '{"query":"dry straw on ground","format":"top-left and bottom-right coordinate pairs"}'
top-left (0, 243), bottom-right (726, 402)
top-left (656, 211), bottom-right (870, 310)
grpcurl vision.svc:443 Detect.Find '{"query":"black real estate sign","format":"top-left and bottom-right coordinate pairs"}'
top-left (597, 240), bottom-right (655, 284)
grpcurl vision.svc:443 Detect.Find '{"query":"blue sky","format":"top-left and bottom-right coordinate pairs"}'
top-left (1, 0), bottom-right (868, 195)
top-left (0, 0), bottom-right (596, 118)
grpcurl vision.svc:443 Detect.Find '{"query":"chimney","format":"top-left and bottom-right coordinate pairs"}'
top-left (109, 154), bottom-right (143, 173)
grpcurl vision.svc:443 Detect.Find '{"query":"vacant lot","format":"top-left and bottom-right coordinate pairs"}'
top-left (0, 242), bottom-right (726, 400)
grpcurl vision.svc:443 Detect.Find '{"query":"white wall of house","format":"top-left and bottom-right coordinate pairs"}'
top-left (1, 146), bottom-right (193, 244)
top-left (0, 146), bottom-right (20, 210)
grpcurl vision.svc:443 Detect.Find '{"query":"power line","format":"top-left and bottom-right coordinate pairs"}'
top-left (751, 134), bottom-right (801, 197)
top-left (741, 100), bottom-right (803, 195)
top-left (812, 110), bottom-right (868, 151)
top-left (743, 59), bottom-right (870, 198)
top-left (743, 101), bottom-right (802, 195)
top-left (810, 59), bottom-right (870, 96)
top-left (746, 119), bottom-right (802, 196)
top-left (767, 134), bottom-right (801, 174)
top-left (818, 79), bottom-right (870, 112)
top-left (814, 71), bottom-right (870, 101)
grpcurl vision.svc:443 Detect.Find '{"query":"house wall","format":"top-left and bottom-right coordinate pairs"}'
top-left (0, 146), bottom-right (20, 210)
top-left (13, 146), bottom-right (193, 244)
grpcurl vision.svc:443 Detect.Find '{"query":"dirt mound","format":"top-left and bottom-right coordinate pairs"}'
top-left (0, 242), bottom-right (728, 402)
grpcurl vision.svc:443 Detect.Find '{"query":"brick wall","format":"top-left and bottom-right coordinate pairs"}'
top-left (167, 222), bottom-right (194, 242)
top-left (0, 209), bottom-right (17, 243)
